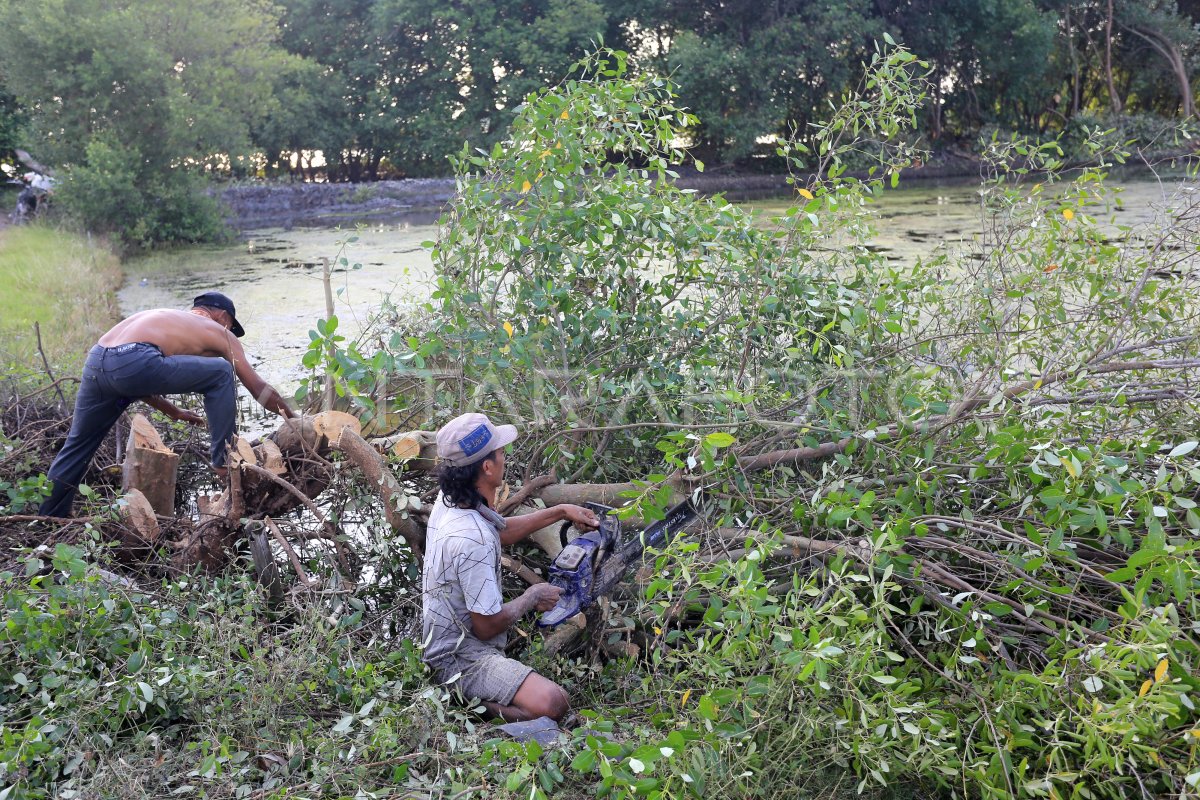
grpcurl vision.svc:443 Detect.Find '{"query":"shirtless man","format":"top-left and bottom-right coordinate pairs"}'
top-left (38, 291), bottom-right (294, 518)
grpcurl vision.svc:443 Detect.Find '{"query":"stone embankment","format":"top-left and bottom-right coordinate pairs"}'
top-left (218, 178), bottom-right (457, 230)
top-left (218, 155), bottom-right (984, 229)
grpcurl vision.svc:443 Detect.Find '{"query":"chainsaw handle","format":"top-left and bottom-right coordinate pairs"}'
top-left (561, 503), bottom-right (613, 547)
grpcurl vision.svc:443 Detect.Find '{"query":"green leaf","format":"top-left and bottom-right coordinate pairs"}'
top-left (1105, 566), bottom-right (1137, 583)
top-left (704, 432), bottom-right (735, 448)
top-left (571, 750), bottom-right (597, 772)
top-left (1126, 549), bottom-right (1160, 569)
top-left (828, 507), bottom-right (854, 524)
top-left (870, 674), bottom-right (898, 685)
top-left (1168, 441), bottom-right (1198, 458)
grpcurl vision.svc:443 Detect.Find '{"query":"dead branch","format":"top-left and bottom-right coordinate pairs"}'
top-left (327, 427), bottom-right (426, 555)
top-left (239, 463), bottom-right (349, 574)
top-left (501, 554), bottom-right (544, 586)
top-left (265, 516), bottom-right (313, 587)
top-left (497, 472), bottom-right (556, 515)
top-left (33, 322), bottom-right (66, 410)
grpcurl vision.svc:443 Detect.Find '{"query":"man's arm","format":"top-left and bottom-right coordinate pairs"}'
top-left (470, 583), bottom-right (562, 640)
top-left (499, 504), bottom-right (598, 546)
top-left (142, 395), bottom-right (205, 426)
top-left (218, 331), bottom-right (296, 419)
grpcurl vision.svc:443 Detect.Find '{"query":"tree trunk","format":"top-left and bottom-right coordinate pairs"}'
top-left (1105, 0), bottom-right (1124, 113)
top-left (1126, 25), bottom-right (1195, 118)
top-left (327, 427), bottom-right (427, 554)
top-left (1067, 4), bottom-right (1081, 116)
top-left (368, 430), bottom-right (438, 470)
top-left (119, 488), bottom-right (161, 546)
top-left (238, 416), bottom-right (336, 517)
top-left (121, 413), bottom-right (179, 517)
top-left (931, 66), bottom-right (943, 140)
top-left (170, 414), bottom-right (351, 572)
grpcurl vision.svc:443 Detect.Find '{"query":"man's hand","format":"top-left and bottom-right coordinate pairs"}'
top-left (472, 582), bottom-right (565, 639)
top-left (524, 583), bottom-right (564, 612)
top-left (175, 410), bottom-right (206, 427)
top-left (143, 395), bottom-right (205, 427)
top-left (560, 504), bottom-right (600, 531)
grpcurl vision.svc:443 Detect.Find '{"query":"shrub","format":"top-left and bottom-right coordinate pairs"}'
top-left (0, 545), bottom-right (464, 798)
top-left (58, 135), bottom-right (228, 251)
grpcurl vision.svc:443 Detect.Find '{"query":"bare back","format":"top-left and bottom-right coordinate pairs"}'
top-left (94, 307), bottom-right (292, 419)
top-left (99, 309), bottom-right (236, 358)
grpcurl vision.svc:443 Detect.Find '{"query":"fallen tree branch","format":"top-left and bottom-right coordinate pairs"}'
top-left (498, 472), bottom-right (556, 515)
top-left (240, 463), bottom-right (350, 575)
top-left (2, 514), bottom-right (94, 524)
top-left (708, 525), bottom-right (1110, 647)
top-left (327, 428), bottom-right (427, 555)
top-left (265, 516), bottom-right (313, 587)
top-left (501, 555), bottom-right (544, 586)
top-left (714, 527), bottom-right (848, 559)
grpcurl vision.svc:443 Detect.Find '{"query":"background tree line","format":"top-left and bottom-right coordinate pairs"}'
top-left (0, 0), bottom-right (1196, 243)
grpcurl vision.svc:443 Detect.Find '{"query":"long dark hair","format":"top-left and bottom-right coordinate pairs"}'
top-left (438, 451), bottom-right (497, 509)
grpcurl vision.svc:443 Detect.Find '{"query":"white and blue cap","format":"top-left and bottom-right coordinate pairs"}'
top-left (436, 412), bottom-right (518, 467)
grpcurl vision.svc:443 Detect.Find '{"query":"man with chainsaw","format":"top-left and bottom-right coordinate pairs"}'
top-left (422, 412), bottom-right (599, 722)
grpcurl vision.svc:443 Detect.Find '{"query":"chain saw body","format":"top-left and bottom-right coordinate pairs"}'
top-left (538, 498), bottom-right (697, 628)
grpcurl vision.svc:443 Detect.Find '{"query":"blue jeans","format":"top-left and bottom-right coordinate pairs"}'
top-left (39, 342), bottom-right (236, 517)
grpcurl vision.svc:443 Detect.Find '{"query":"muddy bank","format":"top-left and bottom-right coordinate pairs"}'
top-left (217, 155), bottom-right (987, 230)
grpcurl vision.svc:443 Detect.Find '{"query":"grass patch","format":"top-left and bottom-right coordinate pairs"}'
top-left (0, 225), bottom-right (122, 373)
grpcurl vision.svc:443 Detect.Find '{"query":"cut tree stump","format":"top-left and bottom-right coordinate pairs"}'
top-left (119, 488), bottom-right (161, 545)
top-left (256, 440), bottom-right (287, 475)
top-left (239, 417), bottom-right (333, 518)
top-left (369, 430), bottom-right (438, 471)
top-left (121, 413), bottom-right (179, 516)
top-left (312, 410), bottom-right (361, 445)
top-left (230, 435), bottom-right (257, 467)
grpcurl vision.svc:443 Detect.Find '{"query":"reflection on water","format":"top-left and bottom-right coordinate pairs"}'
top-left (120, 175), bottom-right (1194, 398)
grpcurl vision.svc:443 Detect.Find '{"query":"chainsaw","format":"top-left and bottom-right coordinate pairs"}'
top-left (538, 498), bottom-right (698, 627)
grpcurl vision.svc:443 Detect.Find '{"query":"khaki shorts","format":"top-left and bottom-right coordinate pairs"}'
top-left (437, 651), bottom-right (534, 706)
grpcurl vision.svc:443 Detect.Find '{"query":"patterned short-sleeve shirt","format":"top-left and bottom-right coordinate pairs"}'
top-left (421, 493), bottom-right (506, 668)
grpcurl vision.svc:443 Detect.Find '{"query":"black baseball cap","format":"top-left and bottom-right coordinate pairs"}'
top-left (192, 291), bottom-right (245, 337)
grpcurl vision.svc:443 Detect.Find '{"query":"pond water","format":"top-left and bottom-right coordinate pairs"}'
top-left (121, 219), bottom-right (441, 399)
top-left (119, 173), bottom-right (1193, 400)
